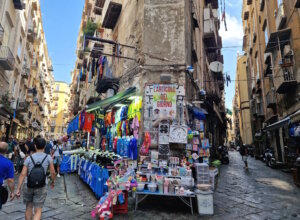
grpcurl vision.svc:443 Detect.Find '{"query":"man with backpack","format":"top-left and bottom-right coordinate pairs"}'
top-left (16, 137), bottom-right (56, 220)
top-left (0, 142), bottom-right (15, 210)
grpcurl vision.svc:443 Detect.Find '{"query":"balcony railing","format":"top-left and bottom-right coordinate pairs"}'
top-left (27, 25), bottom-right (36, 43)
top-left (266, 89), bottom-right (276, 108)
top-left (0, 46), bottom-right (15, 70)
top-left (203, 18), bottom-right (218, 49)
top-left (275, 3), bottom-right (286, 30)
top-left (22, 66), bottom-right (30, 79)
top-left (276, 69), bottom-right (297, 94)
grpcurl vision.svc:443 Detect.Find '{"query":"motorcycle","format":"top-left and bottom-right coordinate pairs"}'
top-left (218, 145), bottom-right (229, 164)
top-left (265, 148), bottom-right (276, 167)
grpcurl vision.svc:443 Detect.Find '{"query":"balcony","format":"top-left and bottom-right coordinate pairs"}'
top-left (203, 18), bottom-right (218, 49)
top-left (22, 66), bottom-right (30, 79)
top-left (0, 24), bottom-right (3, 45)
top-left (0, 46), bottom-right (15, 70)
top-left (48, 65), bottom-right (53, 72)
top-left (13, 0), bottom-right (25, 10)
top-left (266, 89), bottom-right (276, 108)
top-left (27, 25), bottom-right (36, 43)
top-left (276, 69), bottom-right (297, 94)
top-left (256, 102), bottom-right (264, 118)
top-left (102, 1), bottom-right (122, 29)
top-left (275, 4), bottom-right (286, 30)
top-left (32, 0), bottom-right (38, 10)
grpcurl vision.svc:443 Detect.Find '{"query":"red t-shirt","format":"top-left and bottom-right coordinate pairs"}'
top-left (83, 113), bottom-right (95, 132)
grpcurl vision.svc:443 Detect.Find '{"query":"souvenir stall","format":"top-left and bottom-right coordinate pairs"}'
top-left (133, 84), bottom-right (216, 215)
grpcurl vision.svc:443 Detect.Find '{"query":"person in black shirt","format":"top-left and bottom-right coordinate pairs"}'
top-left (25, 138), bottom-right (36, 155)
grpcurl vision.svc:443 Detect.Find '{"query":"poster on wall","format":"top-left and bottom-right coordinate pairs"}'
top-left (153, 84), bottom-right (177, 119)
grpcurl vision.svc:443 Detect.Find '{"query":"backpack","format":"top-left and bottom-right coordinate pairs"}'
top-left (27, 155), bottom-right (48, 188)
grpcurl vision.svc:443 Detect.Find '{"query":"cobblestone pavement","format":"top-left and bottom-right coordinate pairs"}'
top-left (1, 151), bottom-right (300, 219)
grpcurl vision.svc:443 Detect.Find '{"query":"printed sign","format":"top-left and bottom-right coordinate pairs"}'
top-left (153, 84), bottom-right (177, 119)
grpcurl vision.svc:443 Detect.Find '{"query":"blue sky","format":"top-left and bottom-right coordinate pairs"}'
top-left (40, 0), bottom-right (85, 83)
top-left (40, 0), bottom-right (243, 110)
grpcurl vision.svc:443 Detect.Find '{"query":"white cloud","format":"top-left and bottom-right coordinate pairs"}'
top-left (226, 0), bottom-right (243, 8)
top-left (219, 13), bottom-right (243, 45)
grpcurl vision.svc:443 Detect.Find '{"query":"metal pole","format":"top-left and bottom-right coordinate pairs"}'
top-left (87, 132), bottom-right (90, 150)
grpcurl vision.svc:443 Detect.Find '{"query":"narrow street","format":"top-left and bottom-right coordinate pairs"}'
top-left (1, 151), bottom-right (300, 220)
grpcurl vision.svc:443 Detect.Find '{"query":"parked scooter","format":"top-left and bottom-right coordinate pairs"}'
top-left (265, 148), bottom-right (276, 167)
top-left (218, 145), bottom-right (229, 164)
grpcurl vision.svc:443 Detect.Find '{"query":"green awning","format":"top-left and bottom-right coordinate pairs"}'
top-left (86, 87), bottom-right (137, 112)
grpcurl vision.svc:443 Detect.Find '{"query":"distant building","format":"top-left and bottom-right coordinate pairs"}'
top-left (234, 55), bottom-right (253, 146)
top-left (50, 82), bottom-right (70, 139)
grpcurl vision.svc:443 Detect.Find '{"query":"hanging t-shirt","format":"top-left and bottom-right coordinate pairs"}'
top-left (83, 113), bottom-right (95, 132)
top-left (117, 138), bottom-right (123, 155)
top-left (132, 115), bottom-right (140, 139)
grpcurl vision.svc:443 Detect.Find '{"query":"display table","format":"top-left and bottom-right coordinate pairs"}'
top-left (135, 190), bottom-right (195, 214)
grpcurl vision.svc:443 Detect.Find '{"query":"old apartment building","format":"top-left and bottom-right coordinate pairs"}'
top-left (50, 81), bottom-right (70, 139)
top-left (0, 0), bottom-right (54, 139)
top-left (69, 0), bottom-right (226, 154)
top-left (233, 54), bottom-right (253, 146)
top-left (241, 0), bottom-right (300, 160)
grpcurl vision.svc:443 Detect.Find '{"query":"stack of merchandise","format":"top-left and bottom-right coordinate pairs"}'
top-left (60, 154), bottom-right (81, 174)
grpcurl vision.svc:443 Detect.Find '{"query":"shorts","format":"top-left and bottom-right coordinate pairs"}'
top-left (242, 156), bottom-right (248, 162)
top-left (53, 156), bottom-right (62, 165)
top-left (23, 186), bottom-right (48, 208)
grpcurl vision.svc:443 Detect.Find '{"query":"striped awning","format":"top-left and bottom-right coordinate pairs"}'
top-left (86, 87), bottom-right (137, 112)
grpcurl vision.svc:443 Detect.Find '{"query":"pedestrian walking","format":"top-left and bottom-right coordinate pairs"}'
top-left (15, 140), bottom-right (27, 174)
top-left (0, 142), bottom-right (15, 210)
top-left (240, 144), bottom-right (249, 169)
top-left (16, 137), bottom-right (56, 220)
top-left (25, 137), bottom-right (36, 155)
top-left (52, 140), bottom-right (63, 177)
top-left (44, 141), bottom-right (52, 155)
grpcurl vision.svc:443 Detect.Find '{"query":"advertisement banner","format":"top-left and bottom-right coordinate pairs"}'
top-left (153, 84), bottom-right (177, 119)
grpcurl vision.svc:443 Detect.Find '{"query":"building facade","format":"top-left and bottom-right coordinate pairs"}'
top-left (0, 0), bottom-right (54, 140)
top-left (69, 0), bottom-right (226, 154)
top-left (233, 55), bottom-right (253, 146)
top-left (50, 81), bottom-right (70, 139)
top-left (241, 0), bottom-right (300, 160)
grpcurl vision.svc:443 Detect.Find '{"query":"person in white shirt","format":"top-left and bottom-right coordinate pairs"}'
top-left (51, 140), bottom-right (63, 177)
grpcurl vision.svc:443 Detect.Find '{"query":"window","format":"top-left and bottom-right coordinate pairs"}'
top-left (256, 57), bottom-right (260, 79)
top-left (56, 85), bottom-right (60, 91)
top-left (51, 127), bottom-right (55, 133)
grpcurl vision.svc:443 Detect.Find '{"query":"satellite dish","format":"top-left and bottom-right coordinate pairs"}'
top-left (209, 61), bottom-right (223, 73)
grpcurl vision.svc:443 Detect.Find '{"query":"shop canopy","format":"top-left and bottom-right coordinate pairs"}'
top-left (86, 87), bottom-right (137, 113)
top-left (264, 116), bottom-right (290, 131)
top-left (265, 28), bottom-right (291, 53)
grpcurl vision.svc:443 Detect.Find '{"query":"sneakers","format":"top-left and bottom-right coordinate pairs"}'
top-left (57, 174), bottom-right (61, 178)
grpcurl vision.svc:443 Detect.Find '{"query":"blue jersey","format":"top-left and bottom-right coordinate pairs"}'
top-left (0, 155), bottom-right (14, 185)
